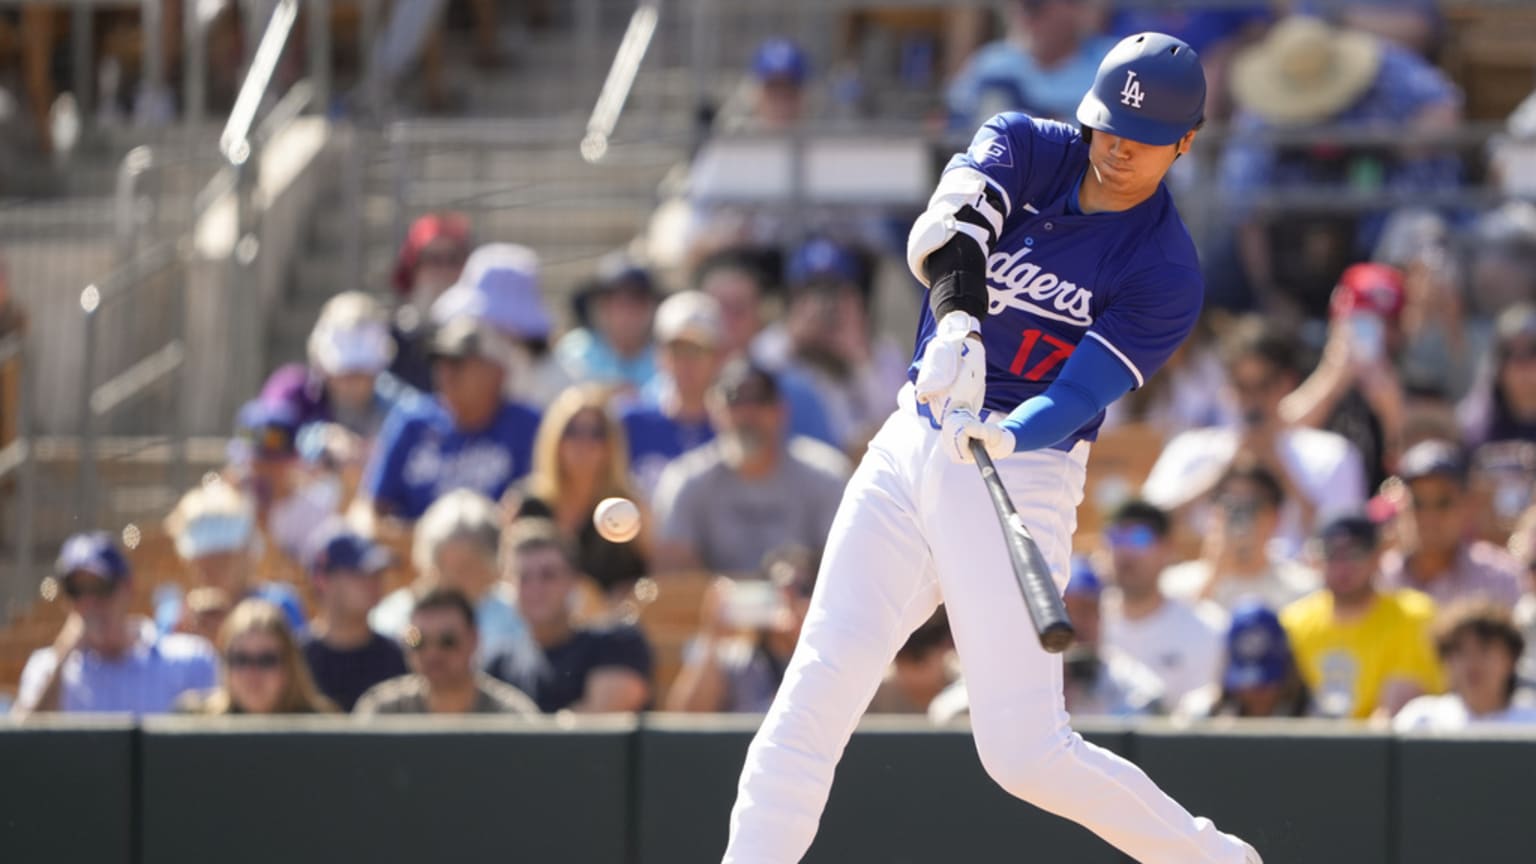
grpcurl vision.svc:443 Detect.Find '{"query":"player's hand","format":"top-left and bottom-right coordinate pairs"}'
top-left (941, 409), bottom-right (1015, 464)
top-left (914, 311), bottom-right (985, 423)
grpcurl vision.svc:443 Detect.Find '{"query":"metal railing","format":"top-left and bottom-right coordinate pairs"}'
top-left (0, 331), bottom-right (37, 625)
top-left (582, 0), bottom-right (661, 164)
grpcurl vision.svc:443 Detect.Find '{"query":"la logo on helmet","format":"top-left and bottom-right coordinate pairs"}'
top-left (1119, 70), bottom-right (1145, 109)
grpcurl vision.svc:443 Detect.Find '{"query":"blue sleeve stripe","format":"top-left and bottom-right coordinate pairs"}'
top-left (1084, 330), bottom-right (1144, 389)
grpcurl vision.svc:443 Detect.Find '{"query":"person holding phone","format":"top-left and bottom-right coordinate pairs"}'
top-left (665, 546), bottom-right (818, 714)
top-left (1282, 263), bottom-right (1410, 490)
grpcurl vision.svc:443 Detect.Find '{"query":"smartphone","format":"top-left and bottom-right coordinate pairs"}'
top-left (722, 579), bottom-right (783, 630)
top-left (1347, 314), bottom-right (1384, 364)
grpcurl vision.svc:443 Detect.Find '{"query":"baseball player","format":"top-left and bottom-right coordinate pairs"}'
top-left (723, 34), bottom-right (1262, 864)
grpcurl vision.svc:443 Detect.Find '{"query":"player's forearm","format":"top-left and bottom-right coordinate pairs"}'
top-left (922, 237), bottom-right (989, 324)
top-left (999, 339), bottom-right (1135, 452)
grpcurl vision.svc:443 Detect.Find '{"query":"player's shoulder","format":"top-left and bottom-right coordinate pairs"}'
top-left (989, 110), bottom-right (1082, 147)
top-left (786, 435), bottom-right (852, 482)
top-left (1131, 190), bottom-right (1203, 275)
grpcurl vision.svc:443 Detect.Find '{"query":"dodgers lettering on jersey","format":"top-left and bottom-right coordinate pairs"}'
top-left (362, 397), bottom-right (540, 519)
top-left (909, 111), bottom-right (1205, 446)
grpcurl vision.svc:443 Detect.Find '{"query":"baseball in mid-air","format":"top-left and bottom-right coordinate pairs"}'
top-left (594, 497), bottom-right (641, 543)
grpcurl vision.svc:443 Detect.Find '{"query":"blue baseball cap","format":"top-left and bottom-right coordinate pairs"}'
top-left (305, 523), bottom-right (390, 576)
top-left (787, 238), bottom-right (864, 289)
top-left (1077, 32), bottom-right (1206, 146)
top-left (236, 398), bottom-right (301, 458)
top-left (1064, 557), bottom-right (1104, 598)
top-left (1222, 602), bottom-right (1291, 690)
top-left (432, 243), bottom-right (552, 341)
top-left (56, 532), bottom-right (131, 583)
top-left (753, 38), bottom-right (808, 85)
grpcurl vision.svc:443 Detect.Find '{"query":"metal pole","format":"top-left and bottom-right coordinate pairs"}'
top-left (141, 0), bottom-right (164, 109)
top-left (308, 0), bottom-right (332, 115)
top-left (15, 332), bottom-right (36, 620)
top-left (72, 1), bottom-right (93, 117)
top-left (183, 0), bottom-right (207, 128)
top-left (77, 288), bottom-right (100, 530)
top-left (343, 125), bottom-right (365, 294)
top-left (170, 255), bottom-right (188, 496)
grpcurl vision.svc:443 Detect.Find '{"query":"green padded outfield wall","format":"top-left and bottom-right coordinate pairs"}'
top-left (1135, 724), bottom-right (1395, 864)
top-left (1396, 732), bottom-right (1536, 864)
top-left (136, 717), bottom-right (634, 864)
top-left (0, 719), bottom-right (135, 864)
top-left (635, 716), bottom-right (1133, 864)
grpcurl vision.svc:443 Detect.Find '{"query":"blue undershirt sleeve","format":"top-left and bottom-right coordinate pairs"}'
top-left (999, 336), bottom-right (1138, 452)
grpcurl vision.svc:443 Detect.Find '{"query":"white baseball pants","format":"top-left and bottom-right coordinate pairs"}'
top-left (723, 387), bottom-right (1252, 863)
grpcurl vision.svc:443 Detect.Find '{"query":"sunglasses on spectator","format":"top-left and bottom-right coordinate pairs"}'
top-left (63, 575), bottom-right (117, 600)
top-left (724, 388), bottom-right (776, 407)
top-left (1504, 342), bottom-right (1536, 363)
top-left (418, 248), bottom-right (466, 269)
top-left (405, 629), bottom-right (463, 652)
top-left (562, 422), bottom-right (608, 442)
top-left (1106, 524), bottom-right (1158, 551)
top-left (1410, 494), bottom-right (1458, 513)
top-left (227, 651), bottom-right (282, 670)
top-left (1321, 544), bottom-right (1371, 563)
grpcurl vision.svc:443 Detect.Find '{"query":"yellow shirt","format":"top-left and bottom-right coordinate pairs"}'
top-left (1281, 589), bottom-right (1445, 719)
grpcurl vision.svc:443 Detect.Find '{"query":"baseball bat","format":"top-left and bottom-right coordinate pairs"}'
top-left (969, 440), bottom-right (1076, 653)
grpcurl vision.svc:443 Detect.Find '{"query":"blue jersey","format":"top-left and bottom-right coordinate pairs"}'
top-left (910, 112), bottom-right (1205, 447)
top-left (620, 402), bottom-right (715, 495)
top-left (362, 397), bottom-right (540, 519)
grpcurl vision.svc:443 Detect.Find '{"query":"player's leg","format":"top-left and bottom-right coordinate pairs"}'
top-left (923, 445), bottom-right (1254, 864)
top-left (724, 415), bottom-right (942, 864)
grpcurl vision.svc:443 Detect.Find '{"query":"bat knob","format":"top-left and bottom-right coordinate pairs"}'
top-left (1039, 623), bottom-right (1076, 654)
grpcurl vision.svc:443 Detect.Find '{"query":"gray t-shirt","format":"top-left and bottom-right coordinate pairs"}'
top-left (654, 437), bottom-right (849, 575)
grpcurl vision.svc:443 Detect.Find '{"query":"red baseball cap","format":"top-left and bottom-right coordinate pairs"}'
top-left (1330, 263), bottom-right (1405, 321)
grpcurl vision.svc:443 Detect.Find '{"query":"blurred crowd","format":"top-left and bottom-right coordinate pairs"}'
top-left (7, 1), bottom-right (1536, 738)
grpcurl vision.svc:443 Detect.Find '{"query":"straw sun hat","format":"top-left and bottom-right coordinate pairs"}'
top-left (1230, 16), bottom-right (1383, 125)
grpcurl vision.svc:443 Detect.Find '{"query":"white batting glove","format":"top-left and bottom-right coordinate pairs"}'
top-left (942, 409), bottom-right (1015, 464)
top-left (914, 311), bottom-right (985, 424)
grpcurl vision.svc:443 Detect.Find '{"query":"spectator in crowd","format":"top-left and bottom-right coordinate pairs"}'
top-left (1281, 513), bottom-right (1444, 719)
top-left (258, 292), bottom-right (414, 477)
top-left (371, 490), bottom-right (529, 669)
top-left (431, 243), bottom-right (568, 408)
top-left (745, 38), bottom-right (810, 132)
top-left (1380, 440), bottom-right (1523, 608)
top-left (1461, 205), bottom-right (1536, 344)
top-left (1144, 316), bottom-right (1365, 556)
top-left (179, 599), bottom-right (336, 715)
top-left (1282, 263), bottom-right (1411, 490)
top-left (505, 384), bottom-right (648, 598)
top-left (390, 212), bottom-right (473, 391)
top-left (1104, 3), bottom-right (1270, 123)
top-left (1396, 600), bottom-right (1536, 730)
top-left (164, 479), bottom-right (307, 635)
top-left (227, 399), bottom-right (344, 562)
top-left (1222, 16), bottom-right (1461, 316)
top-left (1461, 303), bottom-right (1536, 449)
top-left (867, 609), bottom-right (957, 716)
top-left (485, 519), bottom-right (652, 713)
top-left (357, 316), bottom-right (540, 525)
top-left (652, 360), bottom-right (849, 576)
top-left (760, 238), bottom-right (907, 451)
top-left (300, 525), bottom-right (408, 712)
top-left (1161, 461), bottom-right (1320, 612)
top-left (1179, 602), bottom-right (1314, 719)
top-left (555, 255), bottom-right (659, 392)
top-left (355, 588), bottom-right (537, 716)
top-left (1293, 0), bottom-right (1439, 55)
top-left (693, 248), bottom-right (836, 447)
top-left (1103, 314), bottom-right (1237, 437)
top-left (666, 546), bottom-right (817, 713)
top-left (12, 533), bottom-right (216, 718)
top-left (1508, 506), bottom-right (1536, 685)
top-left (622, 291), bottom-right (725, 497)
top-left (179, 587), bottom-right (233, 645)
top-left (945, 0), bottom-right (1115, 131)
top-left (1059, 558), bottom-right (1165, 718)
top-left (1100, 501), bottom-right (1227, 707)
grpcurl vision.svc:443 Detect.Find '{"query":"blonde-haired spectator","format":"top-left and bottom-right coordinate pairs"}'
top-left (165, 479), bottom-right (307, 635)
top-left (179, 600), bottom-right (336, 715)
top-left (370, 489), bottom-right (531, 667)
top-left (504, 384), bottom-right (649, 599)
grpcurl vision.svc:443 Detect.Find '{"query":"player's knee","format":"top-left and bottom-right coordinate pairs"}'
top-left (972, 721), bottom-right (1076, 805)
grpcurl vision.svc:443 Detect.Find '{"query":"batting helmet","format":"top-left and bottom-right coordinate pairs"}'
top-left (1076, 32), bottom-right (1206, 146)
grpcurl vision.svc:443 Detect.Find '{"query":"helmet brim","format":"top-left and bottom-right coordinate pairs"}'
top-left (1075, 91), bottom-right (1189, 147)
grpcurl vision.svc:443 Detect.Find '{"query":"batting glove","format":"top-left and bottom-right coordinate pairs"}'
top-left (942, 409), bottom-right (1015, 464)
top-left (914, 311), bottom-right (985, 424)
